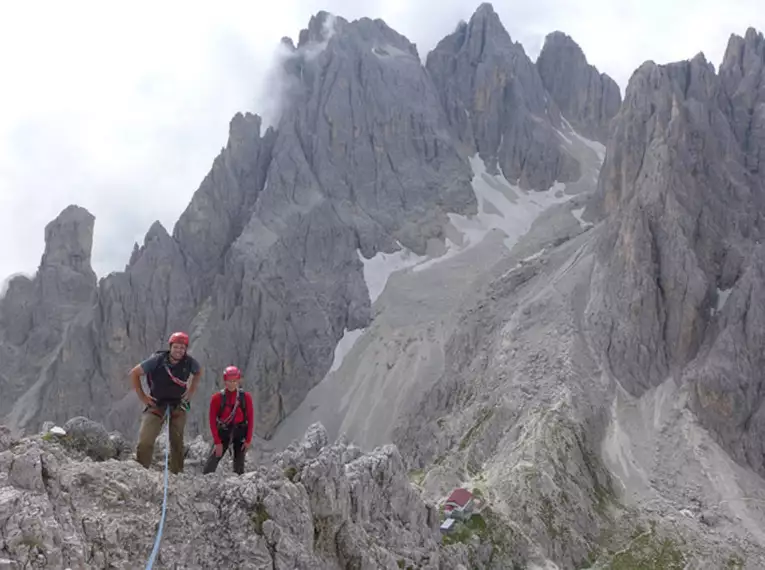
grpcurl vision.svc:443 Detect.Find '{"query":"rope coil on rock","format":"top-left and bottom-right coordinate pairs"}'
top-left (145, 406), bottom-right (170, 570)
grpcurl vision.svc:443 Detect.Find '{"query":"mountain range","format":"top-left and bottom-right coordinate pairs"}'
top-left (3, 3), bottom-right (765, 568)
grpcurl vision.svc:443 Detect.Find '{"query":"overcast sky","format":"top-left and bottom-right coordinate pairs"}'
top-left (0, 0), bottom-right (762, 288)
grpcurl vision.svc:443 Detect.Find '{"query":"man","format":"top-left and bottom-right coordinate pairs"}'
top-left (203, 365), bottom-right (254, 475)
top-left (130, 331), bottom-right (203, 474)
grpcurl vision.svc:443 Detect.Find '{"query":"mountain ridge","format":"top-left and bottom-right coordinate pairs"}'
top-left (4, 4), bottom-right (765, 568)
top-left (0, 1), bottom-right (618, 442)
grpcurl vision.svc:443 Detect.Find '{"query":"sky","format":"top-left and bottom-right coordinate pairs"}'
top-left (0, 0), bottom-right (762, 289)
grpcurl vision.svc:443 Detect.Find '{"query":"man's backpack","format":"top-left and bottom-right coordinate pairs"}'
top-left (217, 389), bottom-right (248, 428)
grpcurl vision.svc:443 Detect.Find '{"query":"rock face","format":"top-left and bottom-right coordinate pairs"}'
top-left (583, 28), bottom-right (765, 480)
top-left (173, 112), bottom-right (277, 297)
top-left (7, 11), bottom-right (765, 570)
top-left (272, 21), bottom-right (765, 570)
top-left (425, 4), bottom-right (620, 190)
top-left (0, 205), bottom-right (99, 430)
top-left (190, 10), bottom-right (477, 437)
top-left (0, 419), bottom-right (498, 570)
top-left (536, 31), bottom-right (621, 142)
top-left (0, 2), bottom-right (618, 443)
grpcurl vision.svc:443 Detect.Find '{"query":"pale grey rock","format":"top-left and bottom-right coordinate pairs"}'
top-left (191, 10), bottom-right (477, 439)
top-left (173, 112), bottom-right (277, 297)
top-left (0, 421), bottom-right (481, 570)
top-left (426, 3), bottom-right (579, 190)
top-left (536, 30), bottom-right (622, 142)
top-left (0, 426), bottom-right (11, 453)
top-left (0, 206), bottom-right (100, 433)
top-left (585, 51), bottom-right (749, 396)
top-left (61, 416), bottom-right (116, 461)
top-left (1, 4), bottom-right (602, 447)
top-left (108, 431), bottom-right (129, 460)
top-left (579, 29), bottom-right (765, 488)
top-left (719, 27), bottom-right (765, 185)
top-left (4, 13), bottom-right (765, 570)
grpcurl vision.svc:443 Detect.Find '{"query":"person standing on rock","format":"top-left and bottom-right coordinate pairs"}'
top-left (129, 331), bottom-right (203, 474)
top-left (203, 365), bottom-right (254, 475)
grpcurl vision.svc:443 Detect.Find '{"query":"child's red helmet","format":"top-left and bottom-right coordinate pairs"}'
top-left (223, 366), bottom-right (241, 381)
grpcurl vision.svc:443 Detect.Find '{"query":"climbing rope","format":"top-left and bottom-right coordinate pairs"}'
top-left (145, 406), bottom-right (171, 570)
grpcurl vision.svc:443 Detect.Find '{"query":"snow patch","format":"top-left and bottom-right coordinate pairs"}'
top-left (416, 155), bottom-right (571, 272)
top-left (570, 205), bottom-right (594, 230)
top-left (560, 117), bottom-right (606, 161)
top-left (359, 152), bottom-right (577, 300)
top-left (371, 44), bottom-right (416, 61)
top-left (358, 246), bottom-right (427, 304)
top-left (555, 128), bottom-right (573, 145)
top-left (521, 248), bottom-right (546, 264)
top-left (528, 562), bottom-right (560, 570)
top-left (410, 235), bottom-right (464, 273)
top-left (716, 287), bottom-right (732, 312)
top-left (49, 426), bottom-right (66, 436)
top-left (330, 328), bottom-right (365, 372)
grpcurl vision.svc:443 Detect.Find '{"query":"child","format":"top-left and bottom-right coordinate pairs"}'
top-left (203, 365), bottom-right (254, 475)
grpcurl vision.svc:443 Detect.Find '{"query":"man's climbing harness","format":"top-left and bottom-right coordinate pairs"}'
top-left (145, 406), bottom-right (170, 570)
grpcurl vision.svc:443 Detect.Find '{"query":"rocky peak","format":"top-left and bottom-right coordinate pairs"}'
top-left (582, 32), bottom-right (765, 484)
top-left (536, 30), bottom-right (622, 142)
top-left (718, 28), bottom-right (765, 184)
top-left (297, 10), bottom-right (339, 48)
top-left (461, 2), bottom-right (513, 54)
top-left (594, 53), bottom-right (720, 218)
top-left (426, 3), bottom-right (582, 190)
top-left (189, 8), bottom-right (476, 439)
top-left (0, 206), bottom-right (100, 432)
top-left (40, 204), bottom-right (96, 277)
top-left (720, 27), bottom-right (765, 75)
top-left (172, 110), bottom-right (276, 298)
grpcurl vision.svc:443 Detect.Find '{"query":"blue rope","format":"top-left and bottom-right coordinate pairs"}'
top-left (145, 406), bottom-right (171, 570)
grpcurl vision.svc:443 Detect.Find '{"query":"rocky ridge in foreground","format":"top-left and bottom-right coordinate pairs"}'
top-left (0, 417), bottom-right (541, 570)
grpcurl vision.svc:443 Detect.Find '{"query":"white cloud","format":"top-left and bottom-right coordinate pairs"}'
top-left (0, 0), bottom-right (762, 286)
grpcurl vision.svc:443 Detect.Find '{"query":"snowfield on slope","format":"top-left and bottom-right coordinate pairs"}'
top-left (271, 127), bottom-right (603, 451)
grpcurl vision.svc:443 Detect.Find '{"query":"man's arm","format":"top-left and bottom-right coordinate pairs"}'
top-left (184, 360), bottom-right (203, 400)
top-left (129, 363), bottom-right (155, 405)
top-left (244, 392), bottom-right (254, 445)
top-left (209, 392), bottom-right (222, 444)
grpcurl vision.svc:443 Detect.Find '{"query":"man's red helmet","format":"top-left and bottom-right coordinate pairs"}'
top-left (168, 332), bottom-right (189, 346)
top-left (223, 366), bottom-right (241, 381)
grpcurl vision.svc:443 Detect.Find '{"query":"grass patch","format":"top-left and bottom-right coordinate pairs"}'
top-left (459, 408), bottom-right (494, 451)
top-left (313, 515), bottom-right (339, 554)
top-left (604, 524), bottom-right (686, 570)
top-left (20, 536), bottom-right (44, 551)
top-left (250, 501), bottom-right (270, 535)
top-left (442, 508), bottom-right (516, 553)
top-left (540, 495), bottom-right (559, 540)
top-left (408, 468), bottom-right (425, 486)
top-left (442, 513), bottom-right (487, 546)
top-left (726, 554), bottom-right (745, 569)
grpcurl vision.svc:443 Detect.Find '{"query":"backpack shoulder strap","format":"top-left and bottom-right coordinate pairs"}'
top-left (218, 389), bottom-right (226, 416)
top-left (239, 389), bottom-right (247, 421)
top-left (148, 350), bottom-right (168, 373)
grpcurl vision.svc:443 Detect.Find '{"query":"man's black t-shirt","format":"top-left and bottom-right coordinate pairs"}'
top-left (140, 351), bottom-right (200, 405)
